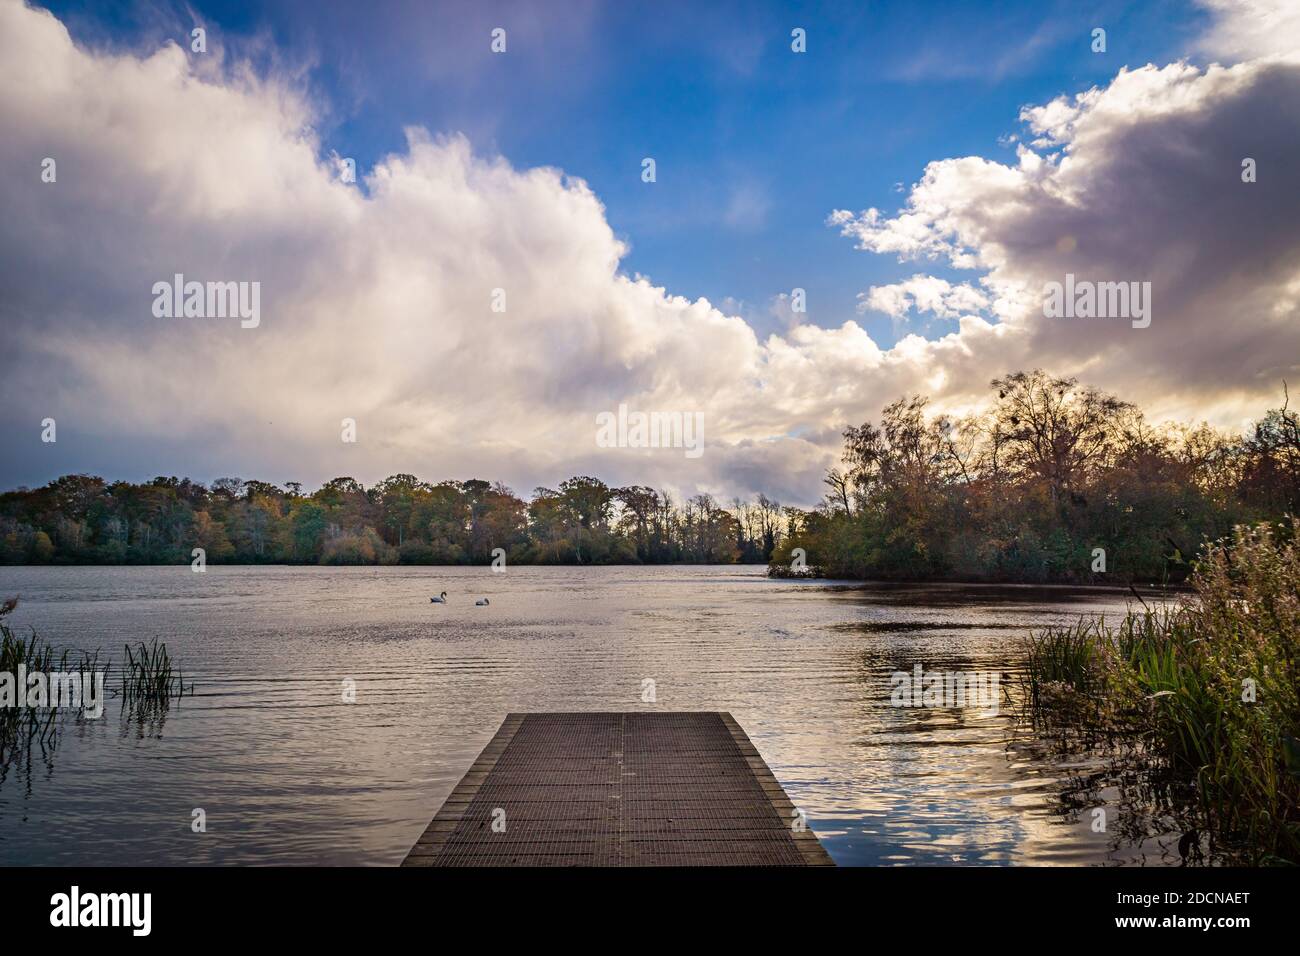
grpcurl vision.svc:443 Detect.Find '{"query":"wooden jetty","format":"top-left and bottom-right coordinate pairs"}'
top-left (402, 712), bottom-right (834, 867)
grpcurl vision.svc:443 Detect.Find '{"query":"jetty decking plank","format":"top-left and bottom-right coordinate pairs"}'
top-left (402, 711), bottom-right (834, 867)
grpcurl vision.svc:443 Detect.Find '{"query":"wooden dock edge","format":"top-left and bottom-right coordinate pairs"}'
top-left (718, 712), bottom-right (835, 867)
top-left (402, 711), bottom-right (836, 867)
top-left (402, 714), bottom-right (525, 867)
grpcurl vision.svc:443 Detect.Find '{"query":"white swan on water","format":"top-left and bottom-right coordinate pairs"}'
top-left (430, 592), bottom-right (448, 603)
top-left (475, 598), bottom-right (490, 606)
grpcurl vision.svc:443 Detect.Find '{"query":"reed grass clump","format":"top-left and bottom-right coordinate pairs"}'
top-left (0, 598), bottom-right (103, 756)
top-left (1021, 619), bottom-right (1104, 717)
top-left (1, 609), bottom-right (59, 748)
top-left (1020, 520), bottom-right (1300, 863)
top-left (120, 639), bottom-right (192, 713)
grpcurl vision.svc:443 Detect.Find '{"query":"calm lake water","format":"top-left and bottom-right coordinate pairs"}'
top-left (0, 565), bottom-right (1183, 866)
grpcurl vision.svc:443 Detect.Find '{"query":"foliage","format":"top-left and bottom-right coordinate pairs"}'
top-left (774, 370), bottom-right (1299, 583)
top-left (0, 473), bottom-right (782, 566)
top-left (1020, 521), bottom-right (1300, 862)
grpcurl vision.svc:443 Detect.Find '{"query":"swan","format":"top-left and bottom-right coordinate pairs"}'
top-left (430, 592), bottom-right (448, 603)
top-left (475, 598), bottom-right (490, 606)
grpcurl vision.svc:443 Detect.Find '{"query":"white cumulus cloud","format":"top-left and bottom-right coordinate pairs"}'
top-left (1, 0), bottom-right (1298, 507)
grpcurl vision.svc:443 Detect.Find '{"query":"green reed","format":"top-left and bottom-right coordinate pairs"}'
top-left (1019, 521), bottom-right (1300, 863)
top-left (1, 619), bottom-right (59, 748)
top-left (0, 599), bottom-right (103, 756)
top-left (120, 638), bottom-right (192, 713)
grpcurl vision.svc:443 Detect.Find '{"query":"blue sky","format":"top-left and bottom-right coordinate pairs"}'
top-left (43, 0), bottom-right (1203, 346)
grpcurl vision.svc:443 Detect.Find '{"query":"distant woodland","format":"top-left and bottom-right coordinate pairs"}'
top-left (0, 472), bottom-right (776, 566)
top-left (2, 370), bottom-right (1296, 583)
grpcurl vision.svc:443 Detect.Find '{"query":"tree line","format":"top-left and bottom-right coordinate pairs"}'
top-left (772, 370), bottom-right (1299, 583)
top-left (3, 370), bottom-right (1295, 578)
top-left (0, 472), bottom-right (792, 566)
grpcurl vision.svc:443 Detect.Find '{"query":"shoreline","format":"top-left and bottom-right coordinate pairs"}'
top-left (0, 561), bottom-right (1194, 593)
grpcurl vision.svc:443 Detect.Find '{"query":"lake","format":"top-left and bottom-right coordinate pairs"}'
top-left (0, 564), bottom-right (1178, 866)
